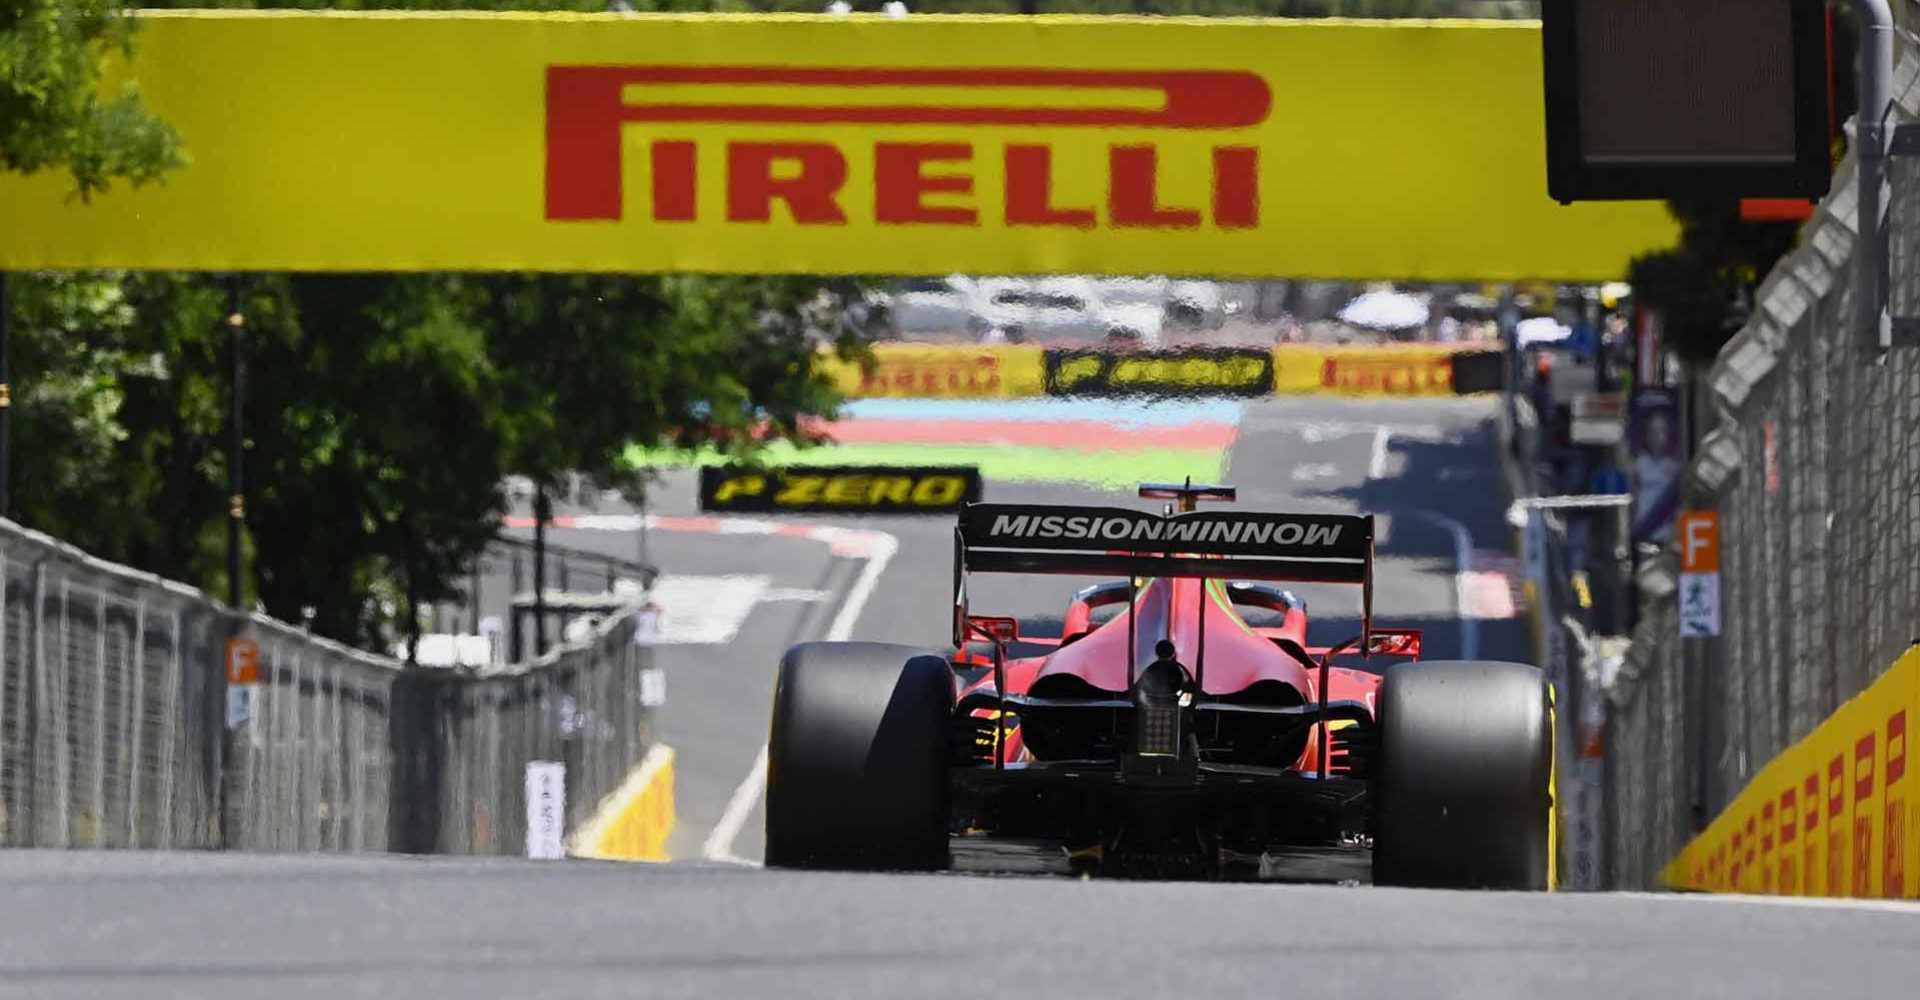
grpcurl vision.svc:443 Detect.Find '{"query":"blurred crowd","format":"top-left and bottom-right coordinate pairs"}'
top-left (874, 276), bottom-right (1525, 349)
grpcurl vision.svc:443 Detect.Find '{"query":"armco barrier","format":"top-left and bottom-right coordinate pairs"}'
top-left (0, 516), bottom-right (661, 858)
top-left (833, 342), bottom-right (1500, 400)
top-left (1661, 647), bottom-right (1917, 898)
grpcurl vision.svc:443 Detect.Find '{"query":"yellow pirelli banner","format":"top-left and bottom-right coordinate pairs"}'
top-left (1663, 646), bottom-right (1918, 899)
top-left (1273, 343), bottom-right (1470, 397)
top-left (823, 343), bottom-right (1046, 398)
top-left (0, 11), bottom-right (1677, 278)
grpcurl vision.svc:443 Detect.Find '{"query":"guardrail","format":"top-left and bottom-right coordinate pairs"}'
top-left (1604, 31), bottom-right (1920, 895)
top-left (0, 517), bottom-right (657, 856)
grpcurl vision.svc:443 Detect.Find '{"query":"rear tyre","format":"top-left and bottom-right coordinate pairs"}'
top-left (764, 641), bottom-right (955, 871)
top-left (1371, 660), bottom-right (1553, 890)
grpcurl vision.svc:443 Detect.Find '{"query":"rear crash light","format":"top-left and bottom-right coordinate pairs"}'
top-left (1131, 646), bottom-right (1190, 758)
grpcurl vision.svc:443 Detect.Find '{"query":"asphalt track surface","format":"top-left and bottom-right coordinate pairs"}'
top-left (16, 397), bottom-right (1920, 998)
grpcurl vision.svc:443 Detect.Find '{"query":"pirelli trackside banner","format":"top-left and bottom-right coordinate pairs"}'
top-left (0, 11), bottom-right (1676, 278)
top-left (1661, 645), bottom-right (1917, 898)
top-left (1043, 347), bottom-right (1274, 398)
top-left (700, 465), bottom-right (981, 514)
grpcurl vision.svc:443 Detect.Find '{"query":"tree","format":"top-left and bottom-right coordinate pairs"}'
top-left (0, 0), bottom-right (184, 197)
top-left (1625, 201), bottom-right (1803, 364)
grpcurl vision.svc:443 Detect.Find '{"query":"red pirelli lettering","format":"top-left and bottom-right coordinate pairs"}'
top-left (651, 141), bottom-right (697, 222)
top-left (1889, 710), bottom-right (1907, 786)
top-left (546, 65), bottom-right (1271, 222)
top-left (1888, 798), bottom-right (1907, 897)
top-left (726, 142), bottom-right (848, 224)
top-left (1212, 147), bottom-right (1259, 229)
top-left (1109, 146), bottom-right (1201, 229)
top-left (1004, 145), bottom-right (1096, 229)
top-left (1857, 734), bottom-right (1877, 800)
top-left (875, 143), bottom-right (976, 226)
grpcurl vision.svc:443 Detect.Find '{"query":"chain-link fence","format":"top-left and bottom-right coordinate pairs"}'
top-left (0, 516), bottom-right (658, 856)
top-left (1604, 33), bottom-right (1920, 888)
top-left (0, 521), bottom-right (226, 849)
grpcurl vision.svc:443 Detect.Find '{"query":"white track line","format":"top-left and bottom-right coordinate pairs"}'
top-left (1367, 425), bottom-right (1392, 481)
top-left (701, 745), bottom-right (768, 865)
top-left (1365, 426), bottom-right (1479, 662)
top-left (702, 531), bottom-right (899, 866)
top-left (1412, 510), bottom-right (1480, 662)
top-left (1615, 891), bottom-right (1920, 915)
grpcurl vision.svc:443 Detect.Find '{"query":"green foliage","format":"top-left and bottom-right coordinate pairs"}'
top-left (6, 268), bottom-right (876, 648)
top-left (0, 0), bottom-right (185, 197)
top-left (1625, 202), bottom-right (1803, 364)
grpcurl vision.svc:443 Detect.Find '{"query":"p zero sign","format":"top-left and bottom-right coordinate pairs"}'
top-left (700, 465), bottom-right (982, 514)
top-left (0, 11), bottom-right (1678, 278)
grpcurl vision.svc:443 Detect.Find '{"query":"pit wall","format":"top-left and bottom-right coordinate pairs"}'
top-left (822, 342), bottom-right (1499, 400)
top-left (1660, 647), bottom-right (1917, 899)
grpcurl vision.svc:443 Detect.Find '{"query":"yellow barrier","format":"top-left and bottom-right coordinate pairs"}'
top-left (832, 341), bottom-right (1492, 399)
top-left (0, 11), bottom-right (1677, 277)
top-left (1663, 647), bottom-right (1918, 898)
top-left (824, 343), bottom-right (1046, 398)
top-left (1273, 343), bottom-right (1470, 398)
top-left (570, 743), bottom-right (676, 862)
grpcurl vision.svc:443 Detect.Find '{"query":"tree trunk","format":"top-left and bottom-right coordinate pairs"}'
top-left (533, 485), bottom-right (550, 658)
top-left (403, 509), bottom-right (421, 668)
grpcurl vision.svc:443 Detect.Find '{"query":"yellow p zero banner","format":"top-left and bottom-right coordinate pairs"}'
top-left (1663, 646), bottom-right (1917, 899)
top-left (0, 11), bottom-right (1678, 278)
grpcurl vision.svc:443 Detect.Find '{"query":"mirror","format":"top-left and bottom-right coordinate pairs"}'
top-left (1366, 629), bottom-right (1422, 658)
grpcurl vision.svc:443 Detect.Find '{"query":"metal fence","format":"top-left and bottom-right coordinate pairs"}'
top-left (0, 522), bottom-right (225, 849)
top-left (0, 516), bottom-right (658, 856)
top-left (1603, 38), bottom-right (1920, 887)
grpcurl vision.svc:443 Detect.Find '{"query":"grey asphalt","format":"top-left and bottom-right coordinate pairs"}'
top-left (21, 396), bottom-right (1902, 998)
top-left (5, 850), bottom-right (1917, 999)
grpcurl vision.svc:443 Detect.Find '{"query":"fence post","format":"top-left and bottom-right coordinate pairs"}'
top-left (386, 667), bottom-right (446, 854)
top-left (510, 553), bottom-right (524, 664)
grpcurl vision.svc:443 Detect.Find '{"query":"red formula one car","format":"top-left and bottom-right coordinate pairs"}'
top-left (764, 482), bottom-right (1554, 888)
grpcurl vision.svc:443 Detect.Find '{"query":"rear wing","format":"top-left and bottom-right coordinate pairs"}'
top-left (957, 503), bottom-right (1372, 583)
top-left (952, 502), bottom-right (1375, 647)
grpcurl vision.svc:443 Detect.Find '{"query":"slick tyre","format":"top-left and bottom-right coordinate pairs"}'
top-left (1371, 660), bottom-right (1553, 890)
top-left (764, 641), bottom-right (955, 871)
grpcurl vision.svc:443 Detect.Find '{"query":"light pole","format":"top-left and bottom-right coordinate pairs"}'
top-left (0, 272), bottom-right (10, 520)
top-left (226, 278), bottom-right (246, 610)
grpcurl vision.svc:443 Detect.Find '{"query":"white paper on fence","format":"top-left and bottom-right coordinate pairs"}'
top-left (1678, 572), bottom-right (1721, 638)
top-left (639, 667), bottom-right (667, 708)
top-left (525, 761), bottom-right (567, 860)
top-left (225, 685), bottom-right (256, 730)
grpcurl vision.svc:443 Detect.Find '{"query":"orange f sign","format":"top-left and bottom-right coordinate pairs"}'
top-left (1678, 511), bottom-right (1720, 573)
